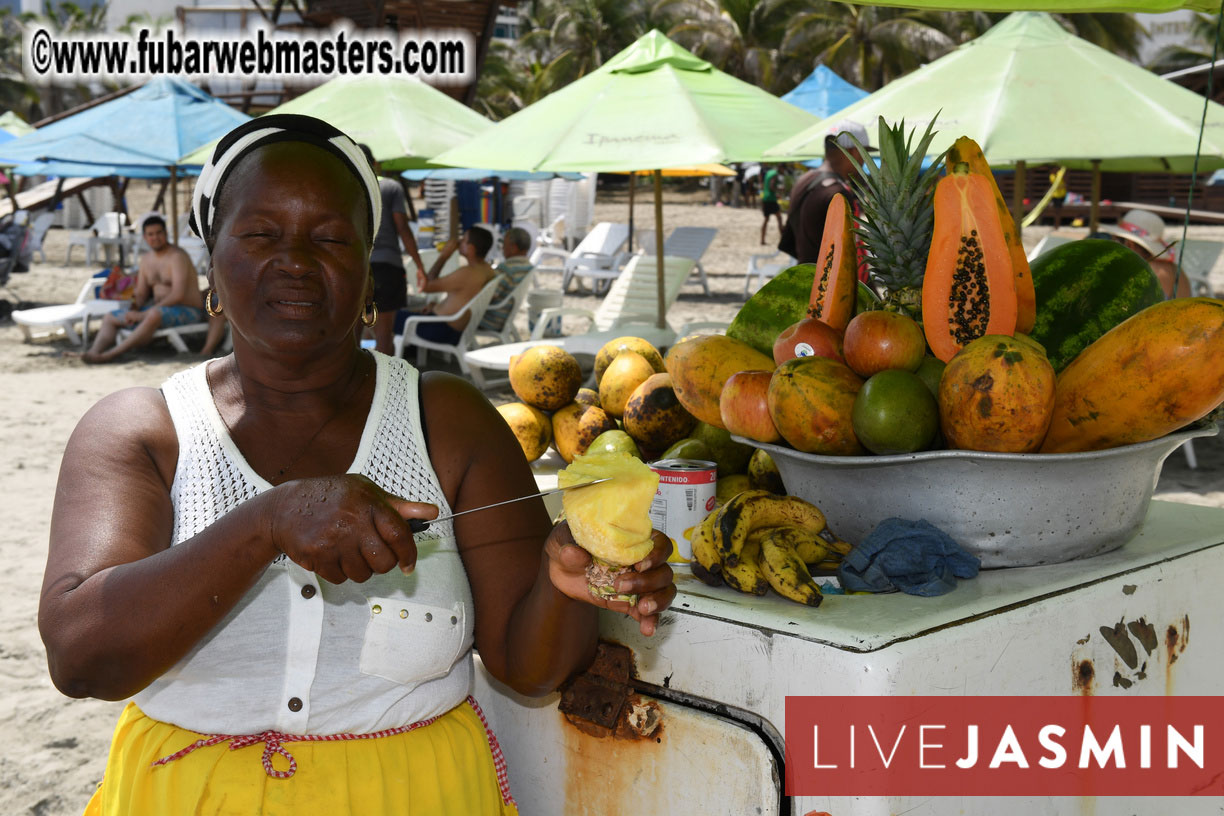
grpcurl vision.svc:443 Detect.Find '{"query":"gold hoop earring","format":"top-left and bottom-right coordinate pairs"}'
top-left (361, 300), bottom-right (378, 327)
top-left (205, 288), bottom-right (223, 317)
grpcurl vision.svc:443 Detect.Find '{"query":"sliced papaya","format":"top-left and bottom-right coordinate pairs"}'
top-left (946, 137), bottom-right (1036, 334)
top-left (922, 164), bottom-right (1019, 362)
top-left (806, 192), bottom-right (857, 332)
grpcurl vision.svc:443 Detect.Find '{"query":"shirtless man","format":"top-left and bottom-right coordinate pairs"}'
top-left (402, 226), bottom-right (496, 347)
top-left (78, 215), bottom-right (203, 363)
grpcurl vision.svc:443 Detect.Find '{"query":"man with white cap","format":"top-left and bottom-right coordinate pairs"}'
top-left (778, 119), bottom-right (871, 264)
top-left (1099, 208), bottom-right (1190, 299)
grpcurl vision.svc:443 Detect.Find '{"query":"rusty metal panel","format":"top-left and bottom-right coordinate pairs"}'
top-left (475, 658), bottom-right (781, 816)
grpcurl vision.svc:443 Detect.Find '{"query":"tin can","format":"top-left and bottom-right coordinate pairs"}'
top-left (647, 459), bottom-right (718, 564)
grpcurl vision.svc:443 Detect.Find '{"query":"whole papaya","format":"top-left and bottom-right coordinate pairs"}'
top-left (767, 356), bottom-right (864, 455)
top-left (939, 335), bottom-right (1055, 453)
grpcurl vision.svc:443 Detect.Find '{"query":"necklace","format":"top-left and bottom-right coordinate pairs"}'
top-left (209, 354), bottom-right (372, 484)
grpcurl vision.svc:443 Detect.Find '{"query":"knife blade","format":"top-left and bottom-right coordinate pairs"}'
top-left (407, 478), bottom-right (613, 533)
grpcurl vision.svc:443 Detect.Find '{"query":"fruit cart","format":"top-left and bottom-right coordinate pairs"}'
top-left (476, 460), bottom-right (1224, 815)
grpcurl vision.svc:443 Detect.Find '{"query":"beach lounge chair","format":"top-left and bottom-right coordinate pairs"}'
top-left (1026, 233), bottom-right (1074, 262)
top-left (11, 270), bottom-right (118, 346)
top-left (642, 226), bottom-right (716, 295)
top-left (393, 274), bottom-right (505, 378)
top-left (114, 274), bottom-right (219, 355)
top-left (743, 250), bottom-right (796, 296)
top-left (530, 215), bottom-right (569, 269)
top-left (1174, 239), bottom-right (1221, 297)
top-left (462, 255), bottom-right (696, 389)
top-left (559, 222), bottom-right (632, 293)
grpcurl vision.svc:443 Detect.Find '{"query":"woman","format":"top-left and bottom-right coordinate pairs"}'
top-left (39, 115), bottom-right (676, 814)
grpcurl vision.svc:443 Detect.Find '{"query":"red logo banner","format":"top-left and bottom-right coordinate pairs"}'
top-left (786, 696), bottom-right (1224, 796)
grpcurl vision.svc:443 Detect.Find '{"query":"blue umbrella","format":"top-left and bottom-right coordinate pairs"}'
top-left (0, 78), bottom-right (249, 173)
top-left (781, 65), bottom-right (869, 120)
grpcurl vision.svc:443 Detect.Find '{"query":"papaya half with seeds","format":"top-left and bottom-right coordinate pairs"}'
top-left (945, 137), bottom-right (1036, 335)
top-left (922, 163), bottom-right (1019, 362)
top-left (807, 192), bottom-right (858, 332)
top-left (939, 335), bottom-right (1055, 453)
top-left (1041, 298), bottom-right (1224, 453)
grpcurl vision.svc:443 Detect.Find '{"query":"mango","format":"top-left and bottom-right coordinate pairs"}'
top-left (622, 373), bottom-right (698, 453)
top-left (510, 345), bottom-right (583, 411)
top-left (496, 402), bottom-right (552, 462)
top-left (551, 401), bottom-right (619, 463)
top-left (599, 352), bottom-right (656, 419)
top-left (595, 336), bottom-right (665, 385)
top-left (665, 335), bottom-right (776, 429)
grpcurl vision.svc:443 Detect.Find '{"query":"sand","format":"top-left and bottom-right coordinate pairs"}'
top-left (3, 180), bottom-right (1224, 815)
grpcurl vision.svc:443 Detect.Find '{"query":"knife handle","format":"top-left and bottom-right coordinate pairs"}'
top-left (408, 518), bottom-right (431, 533)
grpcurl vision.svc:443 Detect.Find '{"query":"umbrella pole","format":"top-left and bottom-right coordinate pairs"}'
top-left (628, 173), bottom-right (635, 252)
top-left (653, 169), bottom-right (665, 331)
top-left (1089, 160), bottom-right (1102, 233)
top-left (169, 166), bottom-right (179, 245)
top-left (1011, 160), bottom-right (1026, 243)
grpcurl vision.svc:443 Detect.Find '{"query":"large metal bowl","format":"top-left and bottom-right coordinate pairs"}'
top-left (738, 424), bottom-right (1219, 569)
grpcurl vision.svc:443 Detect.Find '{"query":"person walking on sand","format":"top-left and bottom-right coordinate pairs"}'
top-left (74, 215), bottom-right (202, 363)
top-left (360, 144), bottom-right (425, 355)
top-left (778, 121), bottom-right (872, 264)
top-left (760, 164), bottom-right (784, 245)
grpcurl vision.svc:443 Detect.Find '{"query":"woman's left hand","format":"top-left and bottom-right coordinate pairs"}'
top-left (544, 522), bottom-right (676, 637)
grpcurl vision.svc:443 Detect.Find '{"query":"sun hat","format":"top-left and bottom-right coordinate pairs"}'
top-left (1098, 209), bottom-right (1176, 259)
top-left (828, 119), bottom-right (876, 152)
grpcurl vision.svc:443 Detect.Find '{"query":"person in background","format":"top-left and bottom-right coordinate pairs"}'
top-left (778, 120), bottom-right (872, 264)
top-left (402, 226), bottom-right (497, 348)
top-left (478, 227), bottom-right (534, 338)
top-left (1098, 208), bottom-right (1191, 299)
top-left (74, 215), bottom-right (202, 364)
top-left (1048, 167), bottom-right (1067, 229)
top-left (360, 144), bottom-right (425, 355)
top-left (40, 113), bottom-right (675, 814)
top-left (759, 164), bottom-right (784, 245)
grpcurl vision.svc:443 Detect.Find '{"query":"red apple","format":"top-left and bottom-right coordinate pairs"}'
top-left (719, 370), bottom-right (780, 443)
top-left (842, 311), bottom-right (926, 377)
top-left (773, 317), bottom-right (845, 366)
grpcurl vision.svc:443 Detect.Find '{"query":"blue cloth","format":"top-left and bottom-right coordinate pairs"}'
top-left (838, 518), bottom-right (980, 597)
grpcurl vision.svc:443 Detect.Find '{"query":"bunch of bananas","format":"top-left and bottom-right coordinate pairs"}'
top-left (691, 489), bottom-right (851, 607)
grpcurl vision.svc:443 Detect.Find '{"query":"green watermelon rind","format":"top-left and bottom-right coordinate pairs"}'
top-left (727, 264), bottom-right (817, 357)
top-left (1029, 239), bottom-right (1165, 373)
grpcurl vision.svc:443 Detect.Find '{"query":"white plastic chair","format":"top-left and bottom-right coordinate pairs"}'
top-left (11, 270), bottom-right (117, 346)
top-left (393, 274), bottom-right (505, 378)
top-left (25, 211), bottom-right (55, 263)
top-left (529, 214), bottom-right (568, 268)
top-left (559, 222), bottom-right (632, 293)
top-left (744, 250), bottom-right (797, 296)
top-left (642, 226), bottom-right (717, 295)
top-left (65, 212), bottom-right (127, 265)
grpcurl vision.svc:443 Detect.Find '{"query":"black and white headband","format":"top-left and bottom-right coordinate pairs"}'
top-left (190, 113), bottom-right (382, 246)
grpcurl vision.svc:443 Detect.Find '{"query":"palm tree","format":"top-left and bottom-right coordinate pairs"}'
top-left (942, 11), bottom-right (1145, 60)
top-left (660, 0), bottom-right (810, 94)
top-left (1146, 12), bottom-right (1223, 74)
top-left (781, 3), bottom-right (955, 91)
top-left (20, 1), bottom-right (115, 119)
top-left (0, 9), bottom-right (38, 121)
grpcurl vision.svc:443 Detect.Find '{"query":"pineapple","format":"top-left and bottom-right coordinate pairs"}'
top-left (558, 451), bottom-right (660, 601)
top-left (843, 117), bottom-right (945, 320)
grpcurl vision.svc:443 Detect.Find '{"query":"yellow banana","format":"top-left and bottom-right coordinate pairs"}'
top-left (812, 558), bottom-right (842, 572)
top-left (689, 511), bottom-right (724, 587)
top-left (715, 492), bottom-right (827, 567)
top-left (759, 529), bottom-right (824, 607)
top-left (721, 536), bottom-right (769, 596)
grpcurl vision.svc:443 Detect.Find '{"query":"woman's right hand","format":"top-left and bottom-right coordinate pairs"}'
top-left (264, 474), bottom-right (437, 584)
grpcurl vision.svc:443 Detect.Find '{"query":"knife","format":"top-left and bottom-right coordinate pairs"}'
top-left (407, 478), bottom-right (613, 533)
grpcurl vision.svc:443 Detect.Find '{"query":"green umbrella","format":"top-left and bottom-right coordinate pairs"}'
top-left (766, 12), bottom-right (1224, 230)
top-left (179, 76), bottom-right (491, 170)
top-left (433, 30), bottom-right (820, 327)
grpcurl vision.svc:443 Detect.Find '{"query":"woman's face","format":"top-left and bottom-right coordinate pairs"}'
top-left (209, 141), bottom-right (371, 354)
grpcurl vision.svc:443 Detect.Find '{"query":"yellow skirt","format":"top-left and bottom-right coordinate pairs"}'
top-left (84, 697), bottom-right (518, 815)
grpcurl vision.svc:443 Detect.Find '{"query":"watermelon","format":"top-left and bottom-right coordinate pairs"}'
top-left (728, 264), bottom-right (816, 357)
top-left (1029, 239), bottom-right (1165, 372)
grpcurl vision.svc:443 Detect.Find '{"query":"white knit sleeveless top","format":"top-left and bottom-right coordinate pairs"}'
top-left (134, 352), bottom-right (475, 736)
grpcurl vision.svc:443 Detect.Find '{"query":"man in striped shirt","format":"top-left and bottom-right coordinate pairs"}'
top-left (479, 227), bottom-right (534, 337)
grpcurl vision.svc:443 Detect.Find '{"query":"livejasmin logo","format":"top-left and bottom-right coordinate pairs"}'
top-left (785, 696), bottom-right (1222, 796)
